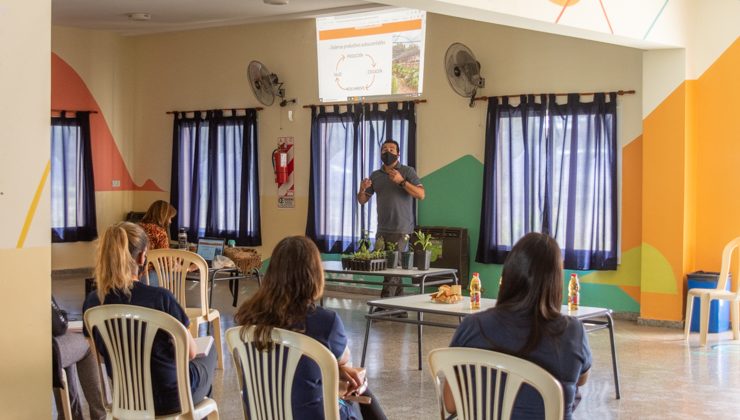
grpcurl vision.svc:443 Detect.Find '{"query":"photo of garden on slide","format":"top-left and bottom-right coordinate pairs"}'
top-left (391, 34), bottom-right (422, 94)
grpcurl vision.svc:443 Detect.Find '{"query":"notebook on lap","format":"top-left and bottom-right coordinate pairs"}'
top-left (196, 237), bottom-right (225, 268)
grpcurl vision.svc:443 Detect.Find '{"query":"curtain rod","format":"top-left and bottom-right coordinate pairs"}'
top-left (51, 109), bottom-right (98, 114)
top-left (473, 90), bottom-right (635, 103)
top-left (166, 107), bottom-right (263, 115)
top-left (302, 99), bottom-right (427, 109)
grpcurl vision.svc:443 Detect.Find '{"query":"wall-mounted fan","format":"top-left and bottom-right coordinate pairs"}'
top-left (444, 43), bottom-right (485, 107)
top-left (247, 60), bottom-right (296, 107)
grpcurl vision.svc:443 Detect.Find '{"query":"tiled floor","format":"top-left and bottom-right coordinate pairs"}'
top-left (53, 275), bottom-right (740, 419)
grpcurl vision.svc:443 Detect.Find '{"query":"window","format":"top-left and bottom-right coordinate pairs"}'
top-left (477, 93), bottom-right (618, 270)
top-left (170, 110), bottom-right (261, 246)
top-left (50, 111), bottom-right (97, 242)
top-left (306, 102), bottom-right (417, 253)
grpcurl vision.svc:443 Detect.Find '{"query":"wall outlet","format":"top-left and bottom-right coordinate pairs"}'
top-left (112, 180), bottom-right (121, 187)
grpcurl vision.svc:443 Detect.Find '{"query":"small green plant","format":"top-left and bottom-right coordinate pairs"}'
top-left (357, 230), bottom-right (372, 252)
top-left (374, 236), bottom-right (385, 252)
top-left (385, 241), bottom-right (398, 252)
top-left (402, 234), bottom-right (411, 252)
top-left (414, 230), bottom-right (434, 251)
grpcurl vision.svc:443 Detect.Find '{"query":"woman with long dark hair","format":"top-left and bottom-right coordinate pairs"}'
top-left (234, 236), bottom-right (387, 420)
top-left (447, 232), bottom-right (591, 419)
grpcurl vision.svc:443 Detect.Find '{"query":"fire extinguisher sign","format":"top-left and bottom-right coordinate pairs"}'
top-left (276, 136), bottom-right (295, 208)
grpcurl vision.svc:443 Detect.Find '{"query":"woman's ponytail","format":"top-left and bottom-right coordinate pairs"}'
top-left (94, 222), bottom-right (148, 302)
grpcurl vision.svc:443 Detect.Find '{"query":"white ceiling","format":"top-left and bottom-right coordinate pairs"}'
top-left (52, 0), bottom-right (382, 35)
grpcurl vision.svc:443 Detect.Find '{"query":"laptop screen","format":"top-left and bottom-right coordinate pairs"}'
top-left (196, 238), bottom-right (225, 262)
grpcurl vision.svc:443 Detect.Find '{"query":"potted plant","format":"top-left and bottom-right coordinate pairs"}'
top-left (413, 230), bottom-right (434, 270)
top-left (350, 244), bottom-right (387, 271)
top-left (384, 239), bottom-right (399, 269)
top-left (400, 234), bottom-right (414, 269)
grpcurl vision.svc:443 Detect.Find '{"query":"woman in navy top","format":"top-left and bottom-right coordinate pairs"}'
top-left (83, 222), bottom-right (216, 415)
top-left (447, 232), bottom-right (592, 420)
top-left (234, 236), bottom-right (387, 420)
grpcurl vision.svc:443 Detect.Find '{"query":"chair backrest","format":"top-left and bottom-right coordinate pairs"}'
top-left (225, 325), bottom-right (340, 420)
top-left (84, 304), bottom-right (195, 419)
top-left (717, 237), bottom-right (740, 291)
top-left (428, 347), bottom-right (564, 420)
top-left (148, 248), bottom-right (210, 317)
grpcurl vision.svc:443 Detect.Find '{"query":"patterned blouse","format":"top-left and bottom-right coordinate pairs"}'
top-left (139, 222), bottom-right (170, 250)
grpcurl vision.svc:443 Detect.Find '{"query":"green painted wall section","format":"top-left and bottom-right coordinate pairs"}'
top-left (418, 155), bottom-right (641, 313)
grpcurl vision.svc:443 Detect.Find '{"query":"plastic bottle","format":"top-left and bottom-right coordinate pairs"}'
top-left (469, 272), bottom-right (481, 310)
top-left (178, 228), bottom-right (188, 250)
top-left (568, 273), bottom-right (580, 311)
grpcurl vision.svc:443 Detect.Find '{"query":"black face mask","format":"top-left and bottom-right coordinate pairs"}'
top-left (381, 151), bottom-right (398, 166)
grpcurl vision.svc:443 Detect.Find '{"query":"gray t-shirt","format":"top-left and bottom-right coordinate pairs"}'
top-left (365, 163), bottom-right (422, 235)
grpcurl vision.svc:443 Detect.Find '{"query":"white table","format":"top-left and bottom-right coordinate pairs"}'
top-left (322, 261), bottom-right (458, 295)
top-left (361, 294), bottom-right (621, 399)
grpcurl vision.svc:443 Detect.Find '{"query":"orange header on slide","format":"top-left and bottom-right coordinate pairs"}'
top-left (318, 19), bottom-right (422, 41)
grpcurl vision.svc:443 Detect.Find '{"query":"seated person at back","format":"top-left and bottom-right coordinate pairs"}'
top-left (83, 222), bottom-right (216, 416)
top-left (234, 236), bottom-right (387, 420)
top-left (139, 200), bottom-right (177, 250)
top-left (447, 232), bottom-right (591, 420)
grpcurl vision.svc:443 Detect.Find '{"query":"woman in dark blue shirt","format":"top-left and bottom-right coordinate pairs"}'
top-left (234, 236), bottom-right (387, 420)
top-left (447, 232), bottom-right (592, 420)
top-left (83, 222), bottom-right (216, 415)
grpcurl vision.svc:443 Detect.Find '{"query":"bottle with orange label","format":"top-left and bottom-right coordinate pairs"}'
top-left (568, 273), bottom-right (580, 311)
top-left (469, 272), bottom-right (481, 310)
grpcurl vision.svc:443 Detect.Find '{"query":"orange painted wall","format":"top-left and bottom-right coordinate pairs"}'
top-left (641, 83), bottom-right (687, 320)
top-left (51, 53), bottom-right (161, 192)
top-left (694, 39), bottom-right (740, 272)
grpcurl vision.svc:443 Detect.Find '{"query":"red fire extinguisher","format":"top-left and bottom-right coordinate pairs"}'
top-left (272, 145), bottom-right (289, 185)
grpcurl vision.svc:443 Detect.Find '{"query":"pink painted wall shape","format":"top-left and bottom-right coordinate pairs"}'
top-left (51, 53), bottom-right (162, 192)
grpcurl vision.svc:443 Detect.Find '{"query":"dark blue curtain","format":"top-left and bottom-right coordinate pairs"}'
top-left (170, 109), bottom-right (261, 246)
top-left (548, 93), bottom-right (617, 270)
top-left (477, 93), bottom-right (618, 270)
top-left (477, 95), bottom-right (547, 263)
top-left (306, 101), bottom-right (417, 253)
top-left (50, 111), bottom-right (97, 242)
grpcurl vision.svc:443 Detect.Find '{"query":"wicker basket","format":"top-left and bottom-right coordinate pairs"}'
top-left (223, 247), bottom-right (262, 273)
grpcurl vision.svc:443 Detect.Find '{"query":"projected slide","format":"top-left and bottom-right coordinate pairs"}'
top-left (316, 8), bottom-right (426, 102)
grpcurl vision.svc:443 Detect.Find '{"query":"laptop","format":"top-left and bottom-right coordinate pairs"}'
top-left (196, 237), bottom-right (225, 267)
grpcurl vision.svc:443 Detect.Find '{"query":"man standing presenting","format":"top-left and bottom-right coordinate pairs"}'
top-left (357, 139), bottom-right (425, 300)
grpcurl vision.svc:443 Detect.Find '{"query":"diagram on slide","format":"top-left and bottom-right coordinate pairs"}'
top-left (316, 9), bottom-right (426, 102)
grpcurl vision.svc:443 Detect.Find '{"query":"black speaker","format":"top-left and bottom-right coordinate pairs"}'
top-left (415, 226), bottom-right (470, 288)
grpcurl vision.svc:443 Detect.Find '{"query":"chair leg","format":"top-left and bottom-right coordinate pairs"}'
top-left (213, 315), bottom-right (224, 370)
top-left (59, 370), bottom-right (73, 420)
top-left (732, 301), bottom-right (740, 340)
top-left (189, 320), bottom-right (199, 338)
top-left (700, 295), bottom-right (710, 346)
top-left (684, 293), bottom-right (695, 340)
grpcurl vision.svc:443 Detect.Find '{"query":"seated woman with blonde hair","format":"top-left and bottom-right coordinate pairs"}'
top-left (139, 200), bottom-right (177, 250)
top-left (446, 232), bottom-right (591, 420)
top-left (83, 222), bottom-right (216, 416)
top-left (234, 236), bottom-right (387, 420)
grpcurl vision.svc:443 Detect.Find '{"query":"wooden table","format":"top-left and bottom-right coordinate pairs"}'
top-left (322, 261), bottom-right (458, 295)
top-left (360, 294), bottom-right (621, 399)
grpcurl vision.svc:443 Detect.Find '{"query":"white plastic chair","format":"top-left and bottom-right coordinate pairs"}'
top-left (148, 248), bottom-right (224, 369)
top-left (84, 304), bottom-right (219, 419)
top-left (51, 337), bottom-right (74, 420)
top-left (428, 347), bottom-right (564, 420)
top-left (225, 325), bottom-right (340, 420)
top-left (685, 236), bottom-right (740, 346)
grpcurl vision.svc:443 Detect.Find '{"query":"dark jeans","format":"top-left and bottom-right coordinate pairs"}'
top-left (190, 345), bottom-right (217, 404)
top-left (359, 388), bottom-right (388, 420)
top-left (377, 233), bottom-right (409, 298)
